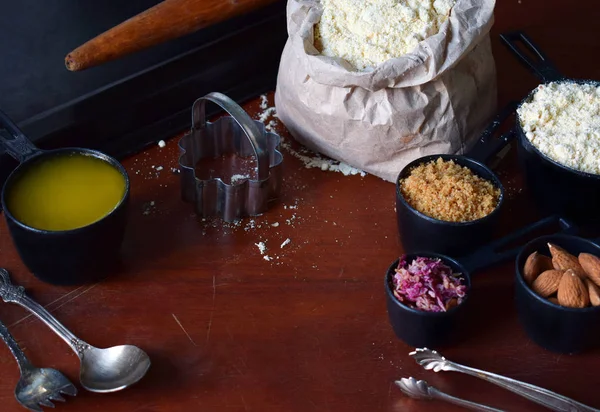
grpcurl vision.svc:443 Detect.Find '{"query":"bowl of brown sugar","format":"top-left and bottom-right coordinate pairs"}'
top-left (396, 155), bottom-right (504, 257)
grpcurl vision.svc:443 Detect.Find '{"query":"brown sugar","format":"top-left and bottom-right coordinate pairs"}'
top-left (399, 158), bottom-right (501, 222)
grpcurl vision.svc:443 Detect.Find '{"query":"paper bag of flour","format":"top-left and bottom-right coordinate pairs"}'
top-left (275, 0), bottom-right (497, 182)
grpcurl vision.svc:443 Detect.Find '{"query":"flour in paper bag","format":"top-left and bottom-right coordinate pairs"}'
top-left (275, 0), bottom-right (498, 182)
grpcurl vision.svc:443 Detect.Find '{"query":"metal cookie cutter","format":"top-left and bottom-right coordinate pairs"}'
top-left (178, 92), bottom-right (283, 222)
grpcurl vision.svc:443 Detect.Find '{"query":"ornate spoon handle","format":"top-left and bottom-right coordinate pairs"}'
top-left (448, 363), bottom-right (595, 412)
top-left (396, 377), bottom-right (505, 412)
top-left (429, 386), bottom-right (505, 411)
top-left (411, 348), bottom-right (599, 412)
top-left (0, 320), bottom-right (32, 374)
top-left (0, 269), bottom-right (90, 358)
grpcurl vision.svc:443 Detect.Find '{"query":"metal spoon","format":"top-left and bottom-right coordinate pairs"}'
top-left (0, 320), bottom-right (77, 411)
top-left (410, 348), bottom-right (600, 412)
top-left (0, 269), bottom-right (151, 393)
top-left (396, 377), bottom-right (505, 412)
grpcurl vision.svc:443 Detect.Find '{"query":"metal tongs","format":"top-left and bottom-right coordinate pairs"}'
top-left (396, 348), bottom-right (599, 411)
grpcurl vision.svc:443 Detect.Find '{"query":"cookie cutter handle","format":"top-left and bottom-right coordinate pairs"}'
top-left (192, 92), bottom-right (269, 180)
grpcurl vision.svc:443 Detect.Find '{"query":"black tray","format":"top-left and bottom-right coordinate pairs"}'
top-left (0, 1), bottom-right (287, 189)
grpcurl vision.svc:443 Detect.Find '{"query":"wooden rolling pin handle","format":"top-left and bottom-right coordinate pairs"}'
top-left (65, 0), bottom-right (280, 72)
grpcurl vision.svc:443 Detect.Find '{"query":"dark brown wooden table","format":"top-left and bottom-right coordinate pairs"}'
top-left (1, 1), bottom-right (599, 411)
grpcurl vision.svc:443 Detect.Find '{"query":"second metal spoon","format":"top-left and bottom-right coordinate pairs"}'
top-left (0, 320), bottom-right (77, 411)
top-left (0, 269), bottom-right (151, 393)
top-left (396, 377), bottom-right (504, 412)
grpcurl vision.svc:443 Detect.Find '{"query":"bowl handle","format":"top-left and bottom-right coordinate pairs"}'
top-left (460, 216), bottom-right (577, 274)
top-left (467, 101), bottom-right (518, 166)
top-left (0, 109), bottom-right (42, 163)
top-left (500, 31), bottom-right (565, 83)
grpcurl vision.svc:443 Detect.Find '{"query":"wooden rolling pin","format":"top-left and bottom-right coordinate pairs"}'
top-left (65, 0), bottom-right (281, 71)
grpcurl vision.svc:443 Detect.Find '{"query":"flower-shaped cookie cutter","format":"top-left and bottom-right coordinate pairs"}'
top-left (178, 92), bottom-right (283, 222)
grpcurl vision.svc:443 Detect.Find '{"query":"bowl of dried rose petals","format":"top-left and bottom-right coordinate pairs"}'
top-left (385, 253), bottom-right (470, 348)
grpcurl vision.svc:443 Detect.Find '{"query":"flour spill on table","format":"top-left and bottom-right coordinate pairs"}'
top-left (253, 236), bottom-right (291, 263)
top-left (256, 95), bottom-right (367, 177)
top-left (255, 241), bottom-right (266, 255)
top-left (131, 95), bottom-right (356, 267)
top-left (196, 197), bottom-right (304, 265)
top-left (131, 138), bottom-right (180, 183)
top-left (258, 107), bottom-right (277, 124)
top-left (256, 241), bottom-right (275, 261)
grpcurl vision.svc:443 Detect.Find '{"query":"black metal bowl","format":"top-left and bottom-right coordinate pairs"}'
top-left (396, 154), bottom-right (504, 257)
top-left (515, 100), bottom-right (600, 224)
top-left (0, 110), bottom-right (130, 285)
top-left (385, 253), bottom-right (472, 348)
top-left (502, 31), bottom-right (600, 224)
top-left (515, 234), bottom-right (600, 354)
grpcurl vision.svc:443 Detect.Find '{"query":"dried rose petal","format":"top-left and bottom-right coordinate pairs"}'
top-left (391, 255), bottom-right (467, 312)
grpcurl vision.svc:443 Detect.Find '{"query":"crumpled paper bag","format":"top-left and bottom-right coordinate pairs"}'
top-left (275, 0), bottom-right (498, 182)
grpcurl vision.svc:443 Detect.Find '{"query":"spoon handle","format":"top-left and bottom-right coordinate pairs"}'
top-left (411, 348), bottom-right (600, 412)
top-left (0, 319), bottom-right (32, 374)
top-left (429, 387), bottom-right (505, 412)
top-left (446, 361), bottom-right (599, 412)
top-left (0, 269), bottom-right (89, 357)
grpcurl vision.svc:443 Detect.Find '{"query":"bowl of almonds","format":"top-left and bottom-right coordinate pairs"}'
top-left (516, 234), bottom-right (600, 354)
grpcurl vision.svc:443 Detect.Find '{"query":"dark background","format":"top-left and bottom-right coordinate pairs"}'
top-left (0, 0), bottom-right (287, 159)
top-left (3, 1), bottom-right (166, 123)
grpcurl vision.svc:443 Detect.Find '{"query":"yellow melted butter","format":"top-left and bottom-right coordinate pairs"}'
top-left (6, 153), bottom-right (126, 231)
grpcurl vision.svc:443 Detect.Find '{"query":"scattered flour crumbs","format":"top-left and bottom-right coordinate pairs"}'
top-left (256, 95), bottom-right (367, 177)
top-left (196, 196), bottom-right (305, 265)
top-left (255, 240), bottom-right (274, 262)
top-left (253, 237), bottom-right (293, 262)
top-left (137, 95), bottom-right (364, 266)
top-left (231, 174), bottom-right (250, 184)
top-left (191, 95), bottom-right (366, 265)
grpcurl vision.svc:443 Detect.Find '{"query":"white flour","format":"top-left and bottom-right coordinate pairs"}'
top-left (231, 174), bottom-right (250, 184)
top-left (518, 81), bottom-right (600, 175)
top-left (256, 95), bottom-right (367, 177)
top-left (314, 0), bottom-right (455, 71)
top-left (255, 241), bottom-right (267, 255)
top-left (258, 107), bottom-right (277, 124)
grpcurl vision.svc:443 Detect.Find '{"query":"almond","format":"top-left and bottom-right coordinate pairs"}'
top-left (523, 251), bottom-right (553, 285)
top-left (579, 253), bottom-right (600, 287)
top-left (586, 279), bottom-right (600, 307)
top-left (548, 243), bottom-right (585, 276)
top-left (557, 269), bottom-right (590, 308)
top-left (548, 296), bottom-right (559, 305)
top-left (532, 270), bottom-right (563, 297)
